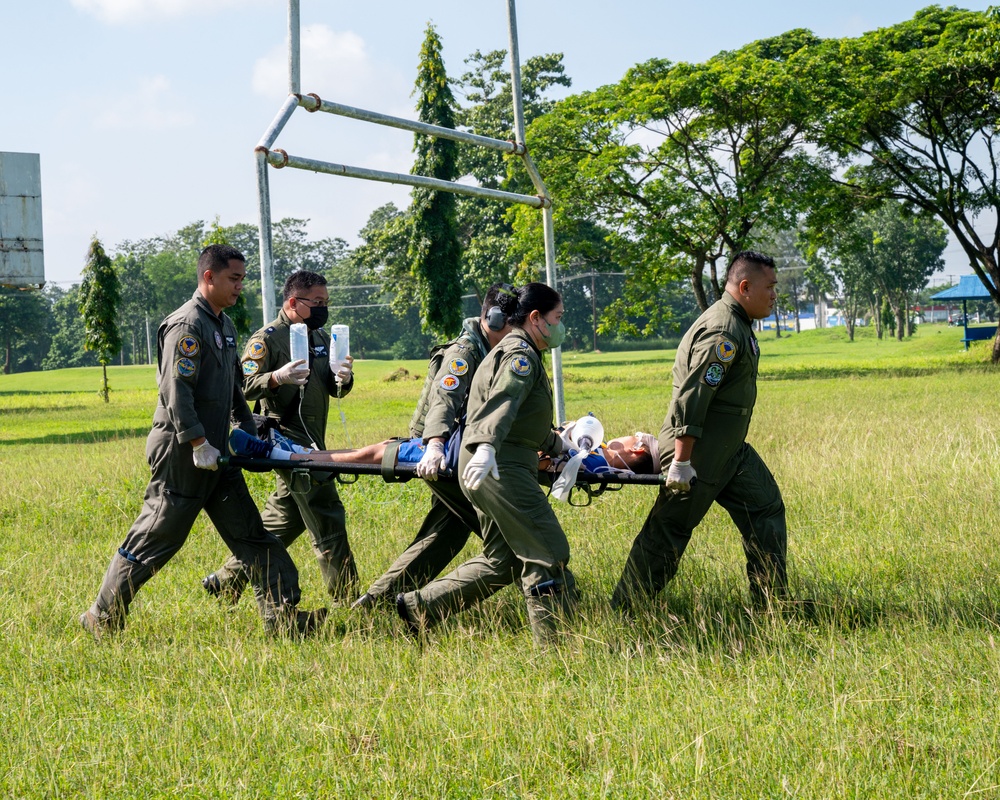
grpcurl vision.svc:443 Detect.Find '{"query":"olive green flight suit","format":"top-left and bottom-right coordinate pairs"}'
top-left (211, 309), bottom-right (358, 601)
top-left (401, 329), bottom-right (575, 644)
top-left (611, 292), bottom-right (787, 610)
top-left (84, 292), bottom-right (302, 630)
top-left (364, 317), bottom-right (486, 602)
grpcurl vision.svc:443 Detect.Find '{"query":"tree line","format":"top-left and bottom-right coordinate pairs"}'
top-left (3, 7), bottom-right (995, 374)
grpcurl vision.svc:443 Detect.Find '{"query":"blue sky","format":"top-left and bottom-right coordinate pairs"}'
top-left (2, 0), bottom-right (992, 286)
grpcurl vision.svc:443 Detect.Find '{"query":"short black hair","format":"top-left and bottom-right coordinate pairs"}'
top-left (283, 270), bottom-right (328, 300)
top-left (481, 282), bottom-right (518, 319)
top-left (509, 282), bottom-right (561, 327)
top-left (198, 244), bottom-right (245, 280)
top-left (725, 250), bottom-right (776, 287)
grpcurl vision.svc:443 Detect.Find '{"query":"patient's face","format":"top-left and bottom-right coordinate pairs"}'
top-left (604, 436), bottom-right (641, 469)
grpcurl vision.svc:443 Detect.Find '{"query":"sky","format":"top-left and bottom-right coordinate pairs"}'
top-left (2, 0), bottom-right (994, 288)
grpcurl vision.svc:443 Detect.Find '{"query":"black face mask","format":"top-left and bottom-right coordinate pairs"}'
top-left (303, 305), bottom-right (328, 329)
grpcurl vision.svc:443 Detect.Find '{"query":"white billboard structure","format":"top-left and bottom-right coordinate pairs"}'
top-left (253, 0), bottom-right (565, 421)
top-left (0, 152), bottom-right (45, 290)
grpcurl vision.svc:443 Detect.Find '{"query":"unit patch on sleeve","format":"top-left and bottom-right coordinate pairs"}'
top-left (242, 359), bottom-right (260, 376)
top-left (703, 362), bottom-right (725, 387)
top-left (247, 340), bottom-right (267, 360)
top-left (175, 357), bottom-right (197, 378)
top-left (440, 375), bottom-right (461, 391)
top-left (511, 355), bottom-right (531, 376)
top-left (716, 340), bottom-right (736, 363)
top-left (448, 358), bottom-right (469, 377)
top-left (177, 336), bottom-right (200, 357)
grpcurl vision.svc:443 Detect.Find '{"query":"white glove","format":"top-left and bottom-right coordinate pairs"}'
top-left (462, 444), bottom-right (499, 491)
top-left (666, 459), bottom-right (697, 493)
top-left (192, 440), bottom-right (220, 470)
top-left (416, 439), bottom-right (447, 481)
top-left (334, 355), bottom-right (354, 384)
top-left (273, 359), bottom-right (309, 387)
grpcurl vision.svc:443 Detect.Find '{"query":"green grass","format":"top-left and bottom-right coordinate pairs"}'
top-left (2, 323), bottom-right (999, 798)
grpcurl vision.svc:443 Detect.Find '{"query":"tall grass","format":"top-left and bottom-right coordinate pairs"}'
top-left (1, 324), bottom-right (998, 798)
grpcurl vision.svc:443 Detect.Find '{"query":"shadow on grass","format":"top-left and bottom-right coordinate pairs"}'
top-left (760, 363), bottom-right (993, 381)
top-left (0, 404), bottom-right (90, 415)
top-left (1, 427), bottom-right (149, 446)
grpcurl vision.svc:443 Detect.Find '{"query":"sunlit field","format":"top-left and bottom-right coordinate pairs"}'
top-left (1, 323), bottom-right (998, 798)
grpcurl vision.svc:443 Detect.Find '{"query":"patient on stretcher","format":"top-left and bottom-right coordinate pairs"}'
top-left (228, 427), bottom-right (659, 475)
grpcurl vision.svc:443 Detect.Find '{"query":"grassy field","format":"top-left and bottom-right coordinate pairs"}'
top-left (1, 323), bottom-right (999, 798)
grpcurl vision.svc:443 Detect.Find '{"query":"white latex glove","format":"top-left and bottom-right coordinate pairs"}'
top-left (192, 440), bottom-right (220, 471)
top-left (665, 459), bottom-right (697, 493)
top-left (334, 355), bottom-right (354, 384)
top-left (416, 439), bottom-right (447, 481)
top-left (462, 444), bottom-right (498, 491)
top-left (273, 359), bottom-right (309, 387)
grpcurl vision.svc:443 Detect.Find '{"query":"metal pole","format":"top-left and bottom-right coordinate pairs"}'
top-left (288, 0), bottom-right (300, 95)
top-left (262, 149), bottom-right (548, 208)
top-left (255, 148), bottom-right (276, 324)
top-left (506, 0), bottom-right (564, 423)
top-left (591, 272), bottom-right (598, 352)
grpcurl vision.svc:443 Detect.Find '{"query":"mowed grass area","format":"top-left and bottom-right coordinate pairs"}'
top-left (1, 323), bottom-right (999, 798)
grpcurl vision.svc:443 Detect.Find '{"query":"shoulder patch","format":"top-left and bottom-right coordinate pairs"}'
top-left (448, 358), bottom-right (469, 377)
top-left (247, 340), bottom-right (267, 360)
top-left (440, 375), bottom-right (461, 391)
top-left (518, 340), bottom-right (530, 349)
top-left (177, 336), bottom-right (200, 357)
top-left (511, 355), bottom-right (531, 377)
top-left (265, 326), bottom-right (276, 334)
top-left (176, 357), bottom-right (197, 378)
top-left (242, 359), bottom-right (260, 376)
top-left (716, 340), bottom-right (736, 363)
top-left (703, 362), bottom-right (725, 387)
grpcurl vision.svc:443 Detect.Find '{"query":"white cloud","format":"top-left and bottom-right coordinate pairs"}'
top-left (70, 0), bottom-right (270, 24)
top-left (253, 24), bottom-right (407, 108)
top-left (91, 75), bottom-right (195, 131)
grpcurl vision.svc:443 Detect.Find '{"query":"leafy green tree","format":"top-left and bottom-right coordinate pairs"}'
top-left (79, 236), bottom-right (122, 402)
top-left (0, 286), bottom-right (49, 373)
top-left (524, 29), bottom-right (834, 321)
top-left (409, 23), bottom-right (462, 337)
top-left (818, 7), bottom-right (1000, 357)
top-left (114, 252), bottom-right (156, 364)
top-left (43, 284), bottom-right (97, 370)
top-left (454, 49), bottom-right (571, 289)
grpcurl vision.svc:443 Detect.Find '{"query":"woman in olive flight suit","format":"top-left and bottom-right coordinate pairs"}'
top-left (396, 283), bottom-right (575, 645)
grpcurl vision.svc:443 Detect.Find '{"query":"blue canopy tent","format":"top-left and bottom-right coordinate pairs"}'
top-left (930, 275), bottom-right (998, 349)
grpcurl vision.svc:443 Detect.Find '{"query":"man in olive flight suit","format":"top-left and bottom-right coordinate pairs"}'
top-left (203, 270), bottom-right (358, 603)
top-left (352, 283), bottom-right (517, 608)
top-left (611, 250), bottom-right (788, 612)
top-left (80, 245), bottom-right (322, 638)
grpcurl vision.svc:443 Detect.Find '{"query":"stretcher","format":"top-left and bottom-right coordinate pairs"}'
top-left (219, 455), bottom-right (664, 506)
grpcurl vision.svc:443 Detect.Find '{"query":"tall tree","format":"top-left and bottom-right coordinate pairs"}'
top-left (0, 286), bottom-right (49, 373)
top-left (409, 23), bottom-right (463, 337)
top-left (524, 29), bottom-right (834, 320)
top-left (818, 7), bottom-right (1000, 358)
top-left (43, 285), bottom-right (96, 370)
top-left (454, 50), bottom-right (571, 289)
top-left (79, 235), bottom-right (122, 402)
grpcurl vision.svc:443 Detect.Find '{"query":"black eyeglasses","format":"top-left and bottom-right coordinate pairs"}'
top-left (293, 297), bottom-right (328, 308)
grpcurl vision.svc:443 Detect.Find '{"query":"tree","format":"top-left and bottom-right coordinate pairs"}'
top-left (114, 251), bottom-right (156, 364)
top-left (0, 286), bottom-right (49, 373)
top-left (523, 29), bottom-right (834, 323)
top-left (79, 235), bottom-right (122, 402)
top-left (454, 49), bottom-right (571, 289)
top-left (43, 284), bottom-right (97, 370)
top-left (408, 23), bottom-right (463, 338)
top-left (818, 7), bottom-right (1000, 358)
